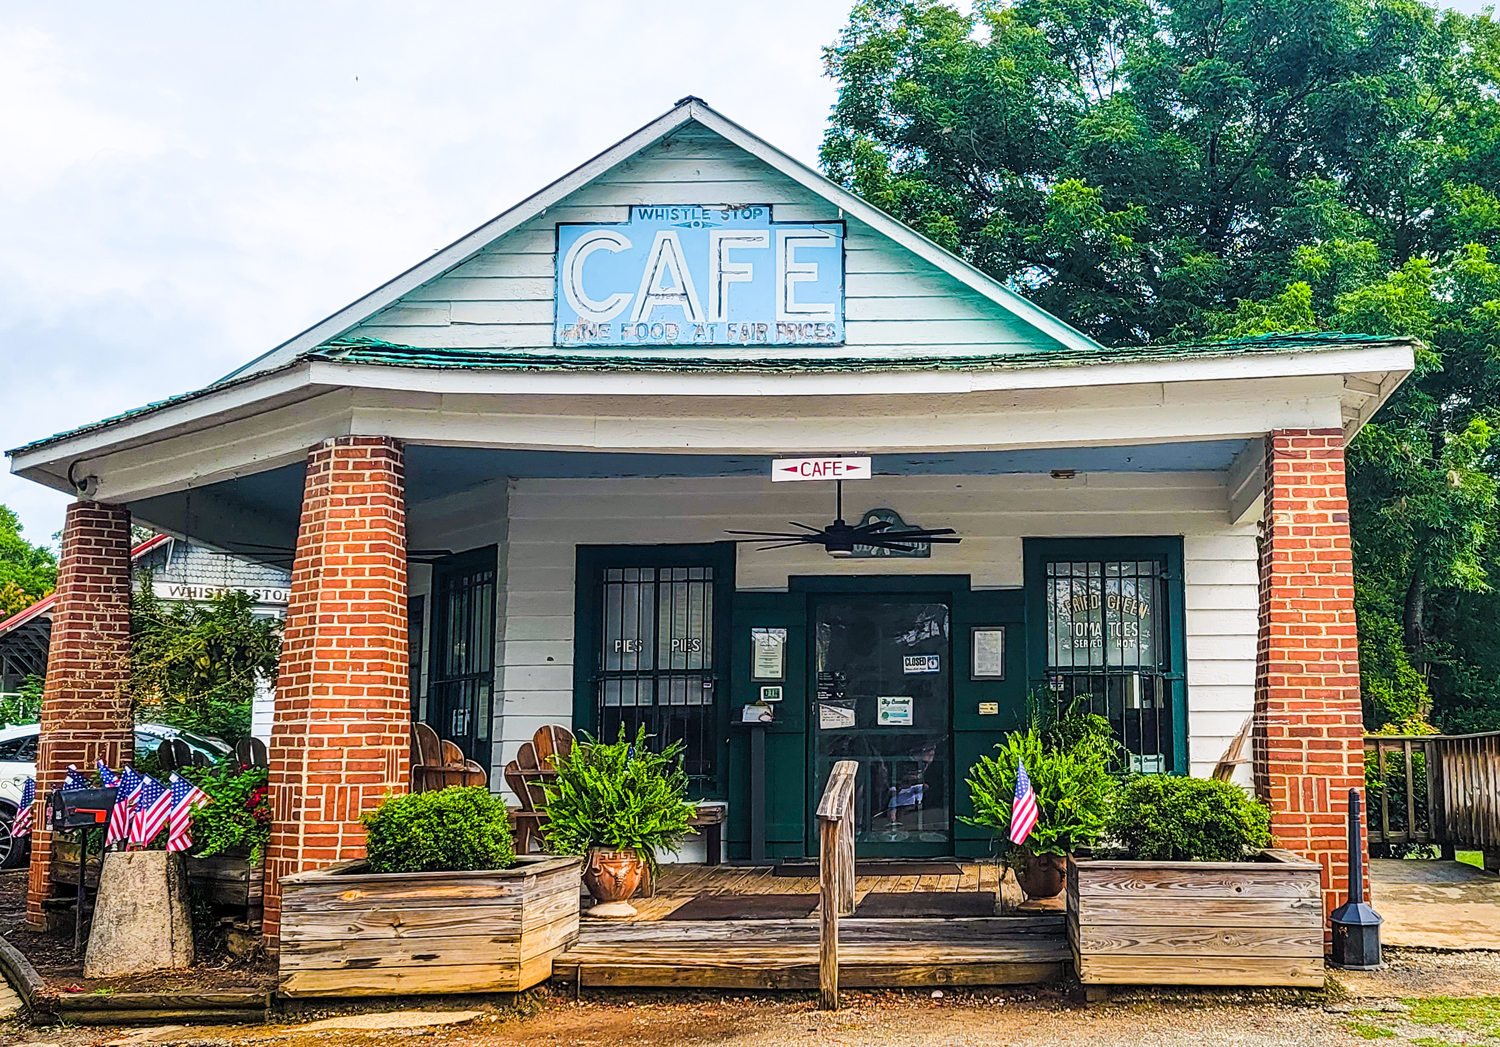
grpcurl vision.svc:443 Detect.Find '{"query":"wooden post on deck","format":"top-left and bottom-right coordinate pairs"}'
top-left (817, 760), bottom-right (857, 1010)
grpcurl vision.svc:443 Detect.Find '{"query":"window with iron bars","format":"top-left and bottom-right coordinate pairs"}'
top-left (596, 565), bottom-right (718, 785)
top-left (1034, 551), bottom-right (1182, 774)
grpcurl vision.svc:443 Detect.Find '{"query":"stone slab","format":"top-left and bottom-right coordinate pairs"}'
top-left (1369, 859), bottom-right (1500, 950)
top-left (84, 851), bottom-right (194, 978)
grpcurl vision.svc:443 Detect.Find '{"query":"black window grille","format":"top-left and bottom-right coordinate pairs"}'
top-left (428, 550), bottom-right (496, 765)
top-left (596, 565), bottom-right (717, 784)
top-left (1043, 558), bottom-right (1176, 773)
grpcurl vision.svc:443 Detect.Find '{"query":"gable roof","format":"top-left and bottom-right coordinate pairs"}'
top-left (222, 96), bottom-right (1105, 383)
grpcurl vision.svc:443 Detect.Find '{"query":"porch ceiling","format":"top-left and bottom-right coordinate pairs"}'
top-left (126, 439), bottom-right (1251, 565)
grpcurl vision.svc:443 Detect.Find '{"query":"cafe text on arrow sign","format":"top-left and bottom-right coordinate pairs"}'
top-left (771, 457), bottom-right (872, 482)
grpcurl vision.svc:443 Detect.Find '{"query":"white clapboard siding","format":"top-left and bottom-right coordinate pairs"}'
top-left (488, 472), bottom-right (1259, 783)
top-left (1183, 532), bottom-right (1259, 784)
top-left (339, 129), bottom-right (1069, 355)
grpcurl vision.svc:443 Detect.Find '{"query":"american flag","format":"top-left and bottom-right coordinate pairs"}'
top-left (130, 775), bottom-right (172, 847)
top-left (1009, 759), bottom-right (1039, 846)
top-left (97, 761), bottom-right (120, 788)
top-left (63, 766), bottom-right (89, 791)
top-left (10, 778), bottom-right (34, 838)
top-left (106, 767), bottom-right (141, 847)
top-left (166, 774), bottom-right (211, 852)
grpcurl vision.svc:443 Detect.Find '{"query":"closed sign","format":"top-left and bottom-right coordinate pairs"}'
top-left (556, 206), bottom-right (844, 346)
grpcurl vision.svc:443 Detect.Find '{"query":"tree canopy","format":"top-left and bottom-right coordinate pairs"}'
top-left (0, 505), bottom-right (57, 618)
top-left (823, 0), bottom-right (1500, 732)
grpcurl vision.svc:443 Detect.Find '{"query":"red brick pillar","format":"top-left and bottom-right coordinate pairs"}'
top-left (1252, 428), bottom-right (1366, 936)
top-left (26, 502), bottom-right (134, 929)
top-left (262, 436), bottom-right (409, 950)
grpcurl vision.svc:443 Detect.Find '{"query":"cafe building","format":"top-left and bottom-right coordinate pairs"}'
top-left (7, 98), bottom-right (1412, 939)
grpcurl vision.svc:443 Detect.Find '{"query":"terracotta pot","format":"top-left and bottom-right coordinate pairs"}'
top-left (1014, 852), bottom-right (1067, 899)
top-left (583, 848), bottom-right (646, 917)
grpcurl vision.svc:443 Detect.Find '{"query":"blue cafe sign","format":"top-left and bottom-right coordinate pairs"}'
top-left (555, 206), bottom-right (844, 346)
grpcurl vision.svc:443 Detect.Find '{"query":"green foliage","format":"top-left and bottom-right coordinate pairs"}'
top-left (130, 579), bottom-right (281, 743)
top-left (179, 765), bottom-right (272, 863)
top-left (1106, 776), bottom-right (1272, 862)
top-left (963, 723), bottom-right (1115, 858)
top-left (0, 674), bottom-right (42, 727)
top-left (822, 0), bottom-right (1500, 733)
top-left (540, 725), bottom-right (697, 875)
top-left (0, 505), bottom-right (56, 617)
top-left (361, 787), bottom-right (516, 873)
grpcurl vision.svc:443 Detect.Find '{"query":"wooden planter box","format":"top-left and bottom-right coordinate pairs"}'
top-left (1067, 849), bottom-right (1325, 988)
top-left (277, 855), bottom-right (582, 998)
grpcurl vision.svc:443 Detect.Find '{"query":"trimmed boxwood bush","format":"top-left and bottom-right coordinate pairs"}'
top-left (361, 786), bottom-right (516, 873)
top-left (1107, 775), bottom-right (1272, 862)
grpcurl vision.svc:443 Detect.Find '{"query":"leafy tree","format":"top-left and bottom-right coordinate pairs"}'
top-left (0, 505), bottom-right (57, 617)
top-left (822, 0), bottom-right (1500, 732)
top-left (130, 579), bottom-right (282, 743)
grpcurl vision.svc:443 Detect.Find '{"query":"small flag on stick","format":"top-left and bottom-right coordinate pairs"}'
top-left (97, 761), bottom-right (120, 789)
top-left (10, 778), bottom-right (34, 838)
top-left (63, 766), bottom-right (89, 791)
top-left (166, 774), bottom-right (211, 852)
top-left (130, 775), bottom-right (172, 847)
top-left (106, 767), bottom-right (141, 848)
top-left (1009, 759), bottom-right (1039, 846)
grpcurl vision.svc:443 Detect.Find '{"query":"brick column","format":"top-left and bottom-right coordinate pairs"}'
top-left (26, 502), bottom-right (134, 929)
top-left (262, 436), bottom-right (409, 949)
top-left (1252, 429), bottom-right (1366, 936)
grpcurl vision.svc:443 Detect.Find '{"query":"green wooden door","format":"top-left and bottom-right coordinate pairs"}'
top-left (952, 589), bottom-right (1027, 859)
top-left (728, 591), bottom-right (809, 860)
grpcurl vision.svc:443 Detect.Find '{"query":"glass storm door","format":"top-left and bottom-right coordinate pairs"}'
top-left (812, 597), bottom-right (952, 856)
top-left (428, 549), bottom-right (497, 765)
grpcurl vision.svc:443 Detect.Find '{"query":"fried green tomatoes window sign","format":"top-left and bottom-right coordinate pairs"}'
top-left (555, 206), bottom-right (845, 346)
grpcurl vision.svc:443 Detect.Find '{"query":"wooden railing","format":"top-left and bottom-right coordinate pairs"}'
top-left (816, 759), bottom-right (857, 1010)
top-left (1365, 731), bottom-right (1500, 857)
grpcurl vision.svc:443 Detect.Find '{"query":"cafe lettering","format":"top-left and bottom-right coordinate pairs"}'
top-left (555, 205), bottom-right (845, 345)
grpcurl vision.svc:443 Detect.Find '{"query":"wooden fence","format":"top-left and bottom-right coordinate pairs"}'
top-left (816, 759), bottom-right (857, 1010)
top-left (1365, 731), bottom-right (1500, 863)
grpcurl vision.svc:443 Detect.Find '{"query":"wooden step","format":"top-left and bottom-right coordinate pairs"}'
top-left (574, 915), bottom-right (1065, 946)
top-left (555, 917), bottom-right (1071, 990)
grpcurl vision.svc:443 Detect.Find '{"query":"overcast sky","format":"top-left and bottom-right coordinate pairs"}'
top-left (0, 0), bottom-right (1492, 548)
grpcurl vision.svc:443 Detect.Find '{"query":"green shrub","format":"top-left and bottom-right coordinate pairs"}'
top-left (1106, 775), bottom-right (1272, 862)
top-left (180, 764), bottom-right (272, 862)
top-left (541, 725), bottom-right (696, 875)
top-left (963, 725), bottom-right (1114, 857)
top-left (361, 787), bottom-right (516, 873)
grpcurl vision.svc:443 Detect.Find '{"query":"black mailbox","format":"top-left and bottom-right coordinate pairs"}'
top-left (48, 788), bottom-right (116, 831)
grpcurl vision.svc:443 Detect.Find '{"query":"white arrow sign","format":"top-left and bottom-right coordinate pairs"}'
top-left (771, 456), bottom-right (872, 482)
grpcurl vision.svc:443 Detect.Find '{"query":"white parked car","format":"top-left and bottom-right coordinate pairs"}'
top-left (0, 723), bottom-right (231, 868)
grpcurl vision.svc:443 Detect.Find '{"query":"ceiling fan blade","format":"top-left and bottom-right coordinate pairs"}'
top-left (787, 522), bottom-right (825, 533)
top-left (870, 528), bottom-right (958, 540)
top-left (748, 541), bottom-right (817, 551)
top-left (725, 529), bottom-right (817, 539)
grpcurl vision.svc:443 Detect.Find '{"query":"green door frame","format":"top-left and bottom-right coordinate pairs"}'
top-left (573, 541), bottom-right (737, 800)
top-left (789, 575), bottom-right (971, 858)
top-left (1021, 537), bottom-right (1189, 774)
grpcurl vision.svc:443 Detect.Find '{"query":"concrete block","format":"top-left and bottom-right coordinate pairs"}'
top-left (84, 851), bottom-right (193, 978)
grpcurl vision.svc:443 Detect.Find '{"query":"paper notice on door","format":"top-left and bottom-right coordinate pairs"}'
top-left (877, 695), bottom-right (913, 726)
top-left (818, 701), bottom-right (857, 730)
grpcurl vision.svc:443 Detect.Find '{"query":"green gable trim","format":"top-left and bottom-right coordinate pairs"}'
top-left (306, 331), bottom-right (1410, 376)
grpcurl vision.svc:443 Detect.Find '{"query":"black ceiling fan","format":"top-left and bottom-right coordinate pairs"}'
top-left (726, 481), bottom-right (961, 557)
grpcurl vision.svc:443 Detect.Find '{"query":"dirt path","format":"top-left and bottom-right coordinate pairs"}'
top-left (0, 952), bottom-right (1493, 1047)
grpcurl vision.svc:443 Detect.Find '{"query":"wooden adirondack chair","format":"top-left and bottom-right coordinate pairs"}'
top-left (410, 722), bottom-right (488, 792)
top-left (505, 724), bottom-right (574, 854)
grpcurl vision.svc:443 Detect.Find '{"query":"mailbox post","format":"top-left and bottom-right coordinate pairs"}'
top-left (48, 787), bottom-right (116, 956)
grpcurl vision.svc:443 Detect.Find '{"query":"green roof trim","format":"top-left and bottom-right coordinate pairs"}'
top-left (8, 330), bottom-right (1413, 458)
top-left (308, 330), bottom-right (1410, 374)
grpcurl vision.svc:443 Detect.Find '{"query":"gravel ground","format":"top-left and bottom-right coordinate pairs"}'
top-left (0, 951), bottom-right (1492, 1047)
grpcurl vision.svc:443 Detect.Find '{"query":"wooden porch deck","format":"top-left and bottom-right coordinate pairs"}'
top-left (554, 862), bottom-right (1071, 990)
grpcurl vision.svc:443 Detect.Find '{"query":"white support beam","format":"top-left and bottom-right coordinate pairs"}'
top-left (1226, 439), bottom-right (1266, 527)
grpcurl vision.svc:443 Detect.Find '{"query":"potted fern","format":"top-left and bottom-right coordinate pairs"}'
top-left (963, 708), bottom-right (1116, 898)
top-left (541, 726), bottom-right (696, 918)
